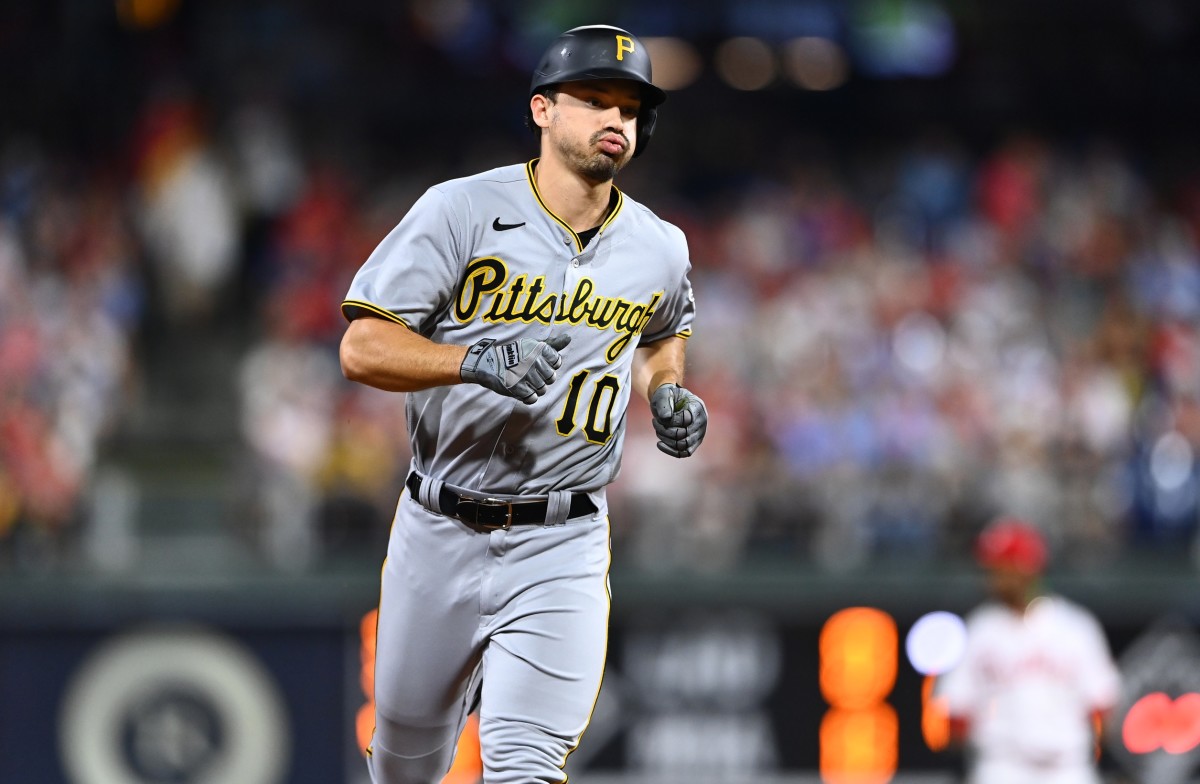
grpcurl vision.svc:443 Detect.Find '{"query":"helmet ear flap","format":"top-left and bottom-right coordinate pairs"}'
top-left (634, 106), bottom-right (657, 158)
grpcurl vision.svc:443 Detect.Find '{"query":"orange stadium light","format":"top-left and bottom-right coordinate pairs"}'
top-left (357, 609), bottom-right (379, 753)
top-left (357, 608), bottom-right (482, 783)
top-left (819, 608), bottom-right (899, 783)
top-left (114, 0), bottom-right (179, 29)
top-left (820, 607), bottom-right (898, 709)
top-left (921, 675), bottom-right (951, 752)
top-left (820, 705), bottom-right (899, 784)
top-left (442, 714), bottom-right (483, 784)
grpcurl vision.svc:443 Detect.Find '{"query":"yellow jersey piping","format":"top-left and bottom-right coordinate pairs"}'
top-left (525, 159), bottom-right (624, 254)
top-left (342, 299), bottom-right (410, 328)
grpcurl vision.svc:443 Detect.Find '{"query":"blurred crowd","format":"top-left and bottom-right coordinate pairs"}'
top-left (2, 87), bottom-right (1199, 577)
top-left (617, 134), bottom-right (1200, 574)
top-left (0, 139), bottom-right (143, 565)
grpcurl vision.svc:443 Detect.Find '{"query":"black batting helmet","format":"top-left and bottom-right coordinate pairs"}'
top-left (527, 25), bottom-right (667, 158)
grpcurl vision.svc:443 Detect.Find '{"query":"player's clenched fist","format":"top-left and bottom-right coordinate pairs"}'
top-left (461, 333), bottom-right (571, 404)
top-left (650, 383), bottom-right (707, 458)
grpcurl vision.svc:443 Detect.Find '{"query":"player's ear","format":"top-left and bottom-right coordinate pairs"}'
top-left (529, 93), bottom-right (552, 130)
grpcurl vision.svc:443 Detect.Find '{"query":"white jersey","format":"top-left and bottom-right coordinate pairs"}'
top-left (342, 159), bottom-right (695, 496)
top-left (938, 595), bottom-right (1120, 781)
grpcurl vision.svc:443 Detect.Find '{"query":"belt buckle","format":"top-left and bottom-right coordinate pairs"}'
top-left (455, 496), bottom-right (515, 530)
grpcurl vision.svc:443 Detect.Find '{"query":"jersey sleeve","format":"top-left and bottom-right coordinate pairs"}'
top-left (639, 225), bottom-right (695, 344)
top-left (936, 614), bottom-right (984, 720)
top-left (1073, 609), bottom-right (1121, 712)
top-left (342, 186), bottom-right (464, 333)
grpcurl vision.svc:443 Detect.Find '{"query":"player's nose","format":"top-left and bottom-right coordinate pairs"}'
top-left (600, 104), bottom-right (631, 130)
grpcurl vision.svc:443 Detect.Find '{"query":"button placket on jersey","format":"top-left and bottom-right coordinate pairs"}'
top-left (559, 234), bottom-right (590, 310)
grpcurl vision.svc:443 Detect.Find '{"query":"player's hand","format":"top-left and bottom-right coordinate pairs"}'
top-left (650, 383), bottom-right (707, 458)
top-left (461, 333), bottom-right (571, 404)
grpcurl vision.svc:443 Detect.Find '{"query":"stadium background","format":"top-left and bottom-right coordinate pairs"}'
top-left (2, 0), bottom-right (1200, 782)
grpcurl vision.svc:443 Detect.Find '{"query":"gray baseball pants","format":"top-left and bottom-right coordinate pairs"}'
top-left (367, 492), bottom-right (610, 784)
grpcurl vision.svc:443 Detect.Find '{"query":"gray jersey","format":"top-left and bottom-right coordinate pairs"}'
top-left (342, 159), bottom-right (695, 495)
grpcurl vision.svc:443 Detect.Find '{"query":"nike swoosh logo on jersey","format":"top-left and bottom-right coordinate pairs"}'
top-left (493, 218), bottom-right (526, 231)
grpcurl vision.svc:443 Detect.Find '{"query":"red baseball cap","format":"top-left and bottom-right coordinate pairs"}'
top-left (975, 517), bottom-right (1048, 574)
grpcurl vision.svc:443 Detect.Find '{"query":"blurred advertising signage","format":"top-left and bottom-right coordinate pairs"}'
top-left (1123, 692), bottom-right (1200, 754)
top-left (578, 606), bottom-right (956, 778)
top-left (351, 605), bottom-right (1200, 780)
top-left (58, 625), bottom-right (290, 784)
top-left (1106, 620), bottom-right (1200, 784)
top-left (619, 610), bottom-right (782, 773)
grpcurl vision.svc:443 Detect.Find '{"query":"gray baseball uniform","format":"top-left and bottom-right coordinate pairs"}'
top-left (343, 159), bottom-right (695, 783)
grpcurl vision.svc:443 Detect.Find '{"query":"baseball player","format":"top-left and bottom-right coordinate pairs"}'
top-left (937, 517), bottom-right (1121, 784)
top-left (338, 25), bottom-right (706, 784)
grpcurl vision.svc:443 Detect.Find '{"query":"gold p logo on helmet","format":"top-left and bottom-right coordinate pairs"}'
top-left (615, 34), bottom-right (635, 61)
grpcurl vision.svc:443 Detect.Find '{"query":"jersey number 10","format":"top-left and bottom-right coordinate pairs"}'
top-left (555, 370), bottom-right (620, 445)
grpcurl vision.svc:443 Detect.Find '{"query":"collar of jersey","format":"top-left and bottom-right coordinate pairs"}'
top-left (525, 158), bottom-right (623, 254)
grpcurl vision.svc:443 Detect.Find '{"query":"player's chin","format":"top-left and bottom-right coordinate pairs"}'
top-left (610, 148), bottom-right (632, 170)
top-left (581, 154), bottom-right (623, 182)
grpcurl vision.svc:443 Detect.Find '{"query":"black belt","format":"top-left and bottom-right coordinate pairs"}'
top-left (405, 472), bottom-right (597, 531)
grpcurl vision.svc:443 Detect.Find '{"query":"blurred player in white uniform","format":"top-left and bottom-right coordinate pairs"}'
top-left (938, 518), bottom-right (1121, 784)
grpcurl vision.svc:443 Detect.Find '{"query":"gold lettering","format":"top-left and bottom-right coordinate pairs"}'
top-left (616, 35), bottom-right (634, 61)
top-left (618, 303), bottom-right (643, 333)
top-left (456, 257), bottom-right (507, 322)
top-left (605, 292), bottom-right (662, 362)
top-left (514, 277), bottom-right (541, 321)
top-left (496, 275), bottom-right (527, 320)
top-left (518, 278), bottom-right (560, 323)
top-left (467, 271), bottom-right (663, 365)
top-left (566, 278), bottom-right (596, 323)
top-left (484, 292), bottom-right (507, 320)
top-left (587, 297), bottom-right (621, 328)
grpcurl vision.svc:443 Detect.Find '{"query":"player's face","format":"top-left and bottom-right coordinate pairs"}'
top-left (543, 80), bottom-right (641, 182)
top-left (986, 566), bottom-right (1037, 609)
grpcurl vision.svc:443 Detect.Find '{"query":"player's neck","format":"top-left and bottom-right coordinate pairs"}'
top-left (533, 155), bottom-right (616, 233)
top-left (1000, 588), bottom-right (1041, 614)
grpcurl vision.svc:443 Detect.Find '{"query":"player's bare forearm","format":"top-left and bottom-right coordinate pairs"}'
top-left (340, 316), bottom-right (468, 392)
top-left (633, 335), bottom-right (686, 400)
